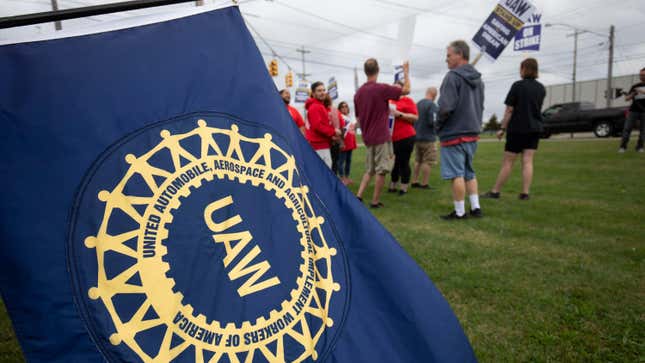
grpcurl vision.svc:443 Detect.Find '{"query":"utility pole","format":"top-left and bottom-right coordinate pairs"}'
top-left (195, 0), bottom-right (204, 5)
top-left (354, 67), bottom-right (359, 92)
top-left (606, 25), bottom-right (615, 108)
top-left (572, 30), bottom-right (579, 103)
top-left (570, 30), bottom-right (582, 139)
top-left (296, 46), bottom-right (311, 81)
top-left (50, 0), bottom-right (62, 30)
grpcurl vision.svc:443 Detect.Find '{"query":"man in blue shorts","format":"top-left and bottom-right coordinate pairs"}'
top-left (437, 40), bottom-right (485, 220)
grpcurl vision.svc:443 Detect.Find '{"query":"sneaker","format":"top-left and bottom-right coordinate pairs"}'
top-left (618, 148), bottom-right (626, 153)
top-left (481, 191), bottom-right (500, 199)
top-left (637, 148), bottom-right (644, 153)
top-left (398, 190), bottom-right (407, 196)
top-left (469, 208), bottom-right (483, 218)
top-left (369, 202), bottom-right (384, 209)
top-left (519, 193), bottom-right (530, 200)
top-left (411, 183), bottom-right (421, 188)
top-left (387, 188), bottom-right (397, 193)
top-left (356, 196), bottom-right (363, 202)
top-left (418, 184), bottom-right (432, 190)
top-left (440, 211), bottom-right (468, 220)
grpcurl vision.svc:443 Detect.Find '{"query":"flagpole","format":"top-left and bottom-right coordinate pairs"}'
top-left (0, 0), bottom-right (225, 29)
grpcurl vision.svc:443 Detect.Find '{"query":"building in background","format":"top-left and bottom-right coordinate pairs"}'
top-left (544, 74), bottom-right (639, 109)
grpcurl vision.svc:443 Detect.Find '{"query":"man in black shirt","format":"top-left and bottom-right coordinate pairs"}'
top-left (619, 68), bottom-right (645, 153)
top-left (482, 58), bottom-right (546, 200)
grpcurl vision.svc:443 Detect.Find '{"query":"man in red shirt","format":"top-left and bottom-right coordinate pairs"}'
top-left (354, 59), bottom-right (410, 208)
top-left (305, 82), bottom-right (341, 168)
top-left (280, 89), bottom-right (306, 135)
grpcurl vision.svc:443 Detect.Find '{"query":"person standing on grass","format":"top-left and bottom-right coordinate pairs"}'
top-left (355, 58), bottom-right (410, 209)
top-left (482, 58), bottom-right (546, 201)
top-left (338, 101), bottom-right (357, 185)
top-left (324, 94), bottom-right (345, 175)
top-left (411, 87), bottom-right (439, 190)
top-left (618, 67), bottom-right (645, 153)
top-left (305, 82), bottom-right (342, 168)
top-left (437, 40), bottom-right (484, 220)
top-left (388, 81), bottom-right (418, 195)
top-left (280, 89), bottom-right (306, 135)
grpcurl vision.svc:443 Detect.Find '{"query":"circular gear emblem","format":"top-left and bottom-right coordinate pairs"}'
top-left (68, 114), bottom-right (348, 363)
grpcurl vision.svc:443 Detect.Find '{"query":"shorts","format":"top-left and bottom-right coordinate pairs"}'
top-left (365, 142), bottom-right (394, 176)
top-left (505, 133), bottom-right (540, 153)
top-left (440, 141), bottom-right (477, 181)
top-left (415, 141), bottom-right (438, 166)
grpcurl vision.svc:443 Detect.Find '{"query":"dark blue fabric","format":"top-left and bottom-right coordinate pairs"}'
top-left (0, 7), bottom-right (476, 363)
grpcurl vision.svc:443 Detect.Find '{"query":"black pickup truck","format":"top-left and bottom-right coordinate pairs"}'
top-left (541, 102), bottom-right (628, 138)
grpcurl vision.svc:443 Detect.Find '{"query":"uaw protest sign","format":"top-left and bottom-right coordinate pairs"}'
top-left (514, 13), bottom-right (542, 52)
top-left (473, 0), bottom-right (537, 60)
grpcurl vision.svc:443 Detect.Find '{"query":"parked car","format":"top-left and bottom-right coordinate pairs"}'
top-left (541, 102), bottom-right (628, 138)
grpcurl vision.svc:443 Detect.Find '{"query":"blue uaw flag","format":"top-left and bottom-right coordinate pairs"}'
top-left (0, 4), bottom-right (476, 363)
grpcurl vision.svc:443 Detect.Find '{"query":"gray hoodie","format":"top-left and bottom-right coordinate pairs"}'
top-left (436, 64), bottom-right (485, 142)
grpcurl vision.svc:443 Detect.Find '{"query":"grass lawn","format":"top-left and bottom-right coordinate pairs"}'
top-left (1, 137), bottom-right (644, 362)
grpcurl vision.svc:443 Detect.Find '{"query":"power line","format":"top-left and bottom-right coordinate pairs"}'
top-left (245, 19), bottom-right (295, 71)
top-left (369, 0), bottom-right (480, 25)
top-left (271, 0), bottom-right (443, 52)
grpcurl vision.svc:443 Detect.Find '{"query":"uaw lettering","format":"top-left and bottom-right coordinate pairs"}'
top-left (473, 0), bottom-right (537, 60)
top-left (83, 119), bottom-right (340, 362)
top-left (514, 13), bottom-right (542, 52)
top-left (204, 195), bottom-right (281, 297)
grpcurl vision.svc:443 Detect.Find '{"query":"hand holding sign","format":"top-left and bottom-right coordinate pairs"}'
top-left (473, 0), bottom-right (537, 61)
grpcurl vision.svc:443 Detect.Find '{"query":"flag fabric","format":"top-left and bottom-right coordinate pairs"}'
top-left (0, 5), bottom-right (476, 363)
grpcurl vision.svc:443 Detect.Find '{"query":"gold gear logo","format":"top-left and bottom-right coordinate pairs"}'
top-left (84, 120), bottom-right (340, 362)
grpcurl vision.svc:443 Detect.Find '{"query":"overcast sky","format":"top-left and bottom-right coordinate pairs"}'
top-left (2, 0), bottom-right (644, 119)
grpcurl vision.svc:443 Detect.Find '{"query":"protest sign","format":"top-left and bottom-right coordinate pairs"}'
top-left (514, 13), bottom-right (542, 52)
top-left (328, 76), bottom-right (338, 100)
top-left (294, 81), bottom-right (310, 103)
top-left (473, 0), bottom-right (536, 60)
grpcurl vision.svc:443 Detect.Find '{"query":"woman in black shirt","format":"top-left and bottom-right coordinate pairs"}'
top-left (483, 58), bottom-right (546, 200)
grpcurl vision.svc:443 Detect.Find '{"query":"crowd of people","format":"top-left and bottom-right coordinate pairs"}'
top-left (281, 39), bottom-right (644, 220)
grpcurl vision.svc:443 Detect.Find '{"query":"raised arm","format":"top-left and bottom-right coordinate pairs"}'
top-left (401, 61), bottom-right (411, 95)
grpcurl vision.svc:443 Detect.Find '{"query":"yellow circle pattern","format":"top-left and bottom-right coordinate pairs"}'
top-left (85, 120), bottom-right (340, 363)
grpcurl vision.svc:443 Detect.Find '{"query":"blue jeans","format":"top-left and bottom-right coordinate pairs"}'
top-left (337, 150), bottom-right (353, 177)
top-left (620, 111), bottom-right (645, 150)
top-left (440, 141), bottom-right (478, 181)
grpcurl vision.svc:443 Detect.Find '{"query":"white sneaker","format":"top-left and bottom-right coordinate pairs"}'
top-left (638, 148), bottom-right (644, 153)
top-left (618, 148), bottom-right (626, 153)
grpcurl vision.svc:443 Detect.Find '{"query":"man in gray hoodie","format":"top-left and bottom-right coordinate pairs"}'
top-left (437, 40), bottom-right (485, 220)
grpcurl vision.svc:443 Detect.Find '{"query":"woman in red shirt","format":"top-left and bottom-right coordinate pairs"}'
top-left (389, 83), bottom-right (418, 195)
top-left (337, 101), bottom-right (357, 185)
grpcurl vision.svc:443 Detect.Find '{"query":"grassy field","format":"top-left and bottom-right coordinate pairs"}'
top-left (1, 137), bottom-right (644, 362)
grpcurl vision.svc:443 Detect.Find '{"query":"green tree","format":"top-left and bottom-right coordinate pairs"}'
top-left (484, 114), bottom-right (500, 131)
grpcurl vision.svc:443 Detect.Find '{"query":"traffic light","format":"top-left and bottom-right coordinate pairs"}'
top-left (269, 59), bottom-right (278, 77)
top-left (285, 71), bottom-right (293, 87)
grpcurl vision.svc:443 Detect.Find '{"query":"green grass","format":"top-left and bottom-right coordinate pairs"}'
top-left (0, 299), bottom-right (22, 363)
top-left (1, 138), bottom-right (644, 362)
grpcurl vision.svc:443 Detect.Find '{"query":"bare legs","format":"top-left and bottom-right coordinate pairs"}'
top-left (451, 177), bottom-right (478, 200)
top-left (452, 177), bottom-right (466, 201)
top-left (520, 150), bottom-right (535, 194)
top-left (357, 173), bottom-right (371, 199)
top-left (412, 162), bottom-right (431, 186)
top-left (491, 150), bottom-right (535, 195)
top-left (357, 173), bottom-right (386, 205)
top-left (492, 152), bottom-right (518, 193)
top-left (373, 174), bottom-right (386, 204)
